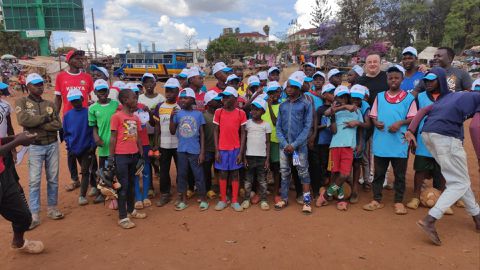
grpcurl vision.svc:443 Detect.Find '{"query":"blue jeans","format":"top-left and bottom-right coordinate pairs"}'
top-left (28, 142), bottom-right (60, 214)
top-left (279, 145), bottom-right (310, 201)
top-left (115, 154), bottom-right (139, 219)
top-left (134, 145), bottom-right (152, 202)
top-left (177, 152), bottom-right (205, 196)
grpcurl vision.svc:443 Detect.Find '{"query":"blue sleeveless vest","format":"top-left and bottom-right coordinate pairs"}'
top-left (415, 92), bottom-right (434, 157)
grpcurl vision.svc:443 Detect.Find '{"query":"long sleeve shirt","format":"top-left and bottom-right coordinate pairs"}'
top-left (276, 95), bottom-right (312, 150)
top-left (63, 108), bottom-right (95, 155)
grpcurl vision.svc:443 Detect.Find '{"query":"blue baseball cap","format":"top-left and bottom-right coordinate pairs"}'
top-left (94, 79), bottom-right (109, 91)
top-left (288, 71), bottom-right (306, 89)
top-left (423, 73), bottom-right (438, 81)
top-left (304, 77), bottom-right (313, 82)
top-left (334, 85), bottom-right (350, 97)
top-left (26, 73), bottom-right (44, 85)
top-left (266, 81), bottom-right (282, 93)
top-left (0, 82), bottom-right (8, 90)
top-left (67, 89), bottom-right (83, 101)
top-left (472, 79), bottom-right (480, 91)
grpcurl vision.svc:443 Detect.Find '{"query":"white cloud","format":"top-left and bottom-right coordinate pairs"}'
top-left (242, 17), bottom-right (277, 31)
top-left (114, 0), bottom-right (236, 17)
top-left (213, 18), bottom-right (241, 28)
top-left (104, 0), bottom-right (128, 19)
top-left (294, 0), bottom-right (339, 29)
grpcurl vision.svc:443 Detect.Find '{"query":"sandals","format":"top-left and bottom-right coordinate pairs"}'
top-left (64, 181), bottom-right (80, 192)
top-left (302, 203), bottom-right (312, 214)
top-left (337, 201), bottom-right (348, 211)
top-left (274, 200), bottom-right (288, 210)
top-left (406, 198), bottom-right (420, 210)
top-left (129, 210), bottom-right (147, 219)
top-left (175, 202), bottom-right (188, 211)
top-left (118, 218), bottom-right (136, 229)
top-left (199, 201), bottom-right (209, 211)
top-left (12, 239), bottom-right (44, 254)
top-left (416, 220), bottom-right (441, 246)
top-left (315, 188), bottom-right (328, 207)
top-left (134, 201), bottom-right (144, 209)
top-left (143, 199), bottom-right (152, 207)
top-left (363, 200), bottom-right (384, 211)
top-left (394, 203), bottom-right (408, 215)
top-left (186, 190), bottom-right (195, 199)
top-left (260, 201), bottom-right (270, 211)
top-left (207, 190), bottom-right (217, 200)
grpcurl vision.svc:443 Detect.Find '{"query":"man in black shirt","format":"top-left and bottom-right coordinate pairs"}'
top-left (357, 53), bottom-right (389, 105)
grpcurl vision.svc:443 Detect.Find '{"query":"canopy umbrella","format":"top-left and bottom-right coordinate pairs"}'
top-left (328, 45), bottom-right (361, 56)
top-left (1, 54), bottom-right (17, 60)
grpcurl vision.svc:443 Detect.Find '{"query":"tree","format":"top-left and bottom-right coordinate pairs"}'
top-left (206, 34), bottom-right (258, 63)
top-left (310, 0), bottom-right (331, 28)
top-left (184, 33), bottom-right (198, 49)
top-left (263, 25), bottom-right (270, 37)
top-left (337, 0), bottom-right (379, 44)
top-left (0, 23), bottom-right (39, 56)
top-left (443, 0), bottom-right (480, 50)
top-left (315, 20), bottom-right (348, 49)
top-left (56, 46), bottom-right (77, 55)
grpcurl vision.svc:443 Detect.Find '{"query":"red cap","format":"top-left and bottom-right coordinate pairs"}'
top-left (65, 50), bottom-right (75, 62)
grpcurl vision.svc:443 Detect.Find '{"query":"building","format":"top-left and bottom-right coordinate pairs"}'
top-left (236, 32), bottom-right (269, 46)
top-left (288, 28), bottom-right (318, 54)
top-left (0, 6), bottom-right (3, 25)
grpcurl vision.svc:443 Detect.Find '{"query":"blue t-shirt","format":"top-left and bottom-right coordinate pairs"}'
top-left (305, 91), bottom-right (324, 111)
top-left (330, 109), bottom-right (363, 149)
top-left (400, 71), bottom-right (424, 92)
top-left (423, 92), bottom-right (480, 140)
top-left (173, 109), bottom-right (206, 154)
top-left (415, 92), bottom-right (434, 157)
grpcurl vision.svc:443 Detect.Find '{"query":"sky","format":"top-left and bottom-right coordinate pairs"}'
top-left (52, 0), bottom-right (338, 56)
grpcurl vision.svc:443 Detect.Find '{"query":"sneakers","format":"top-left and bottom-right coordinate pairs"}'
top-left (12, 239), bottom-right (44, 254)
top-left (64, 181), bottom-right (80, 192)
top-left (47, 208), bottom-right (64, 220)
top-left (302, 203), bottom-right (312, 214)
top-left (143, 198), bottom-right (152, 207)
top-left (156, 194), bottom-right (171, 207)
top-left (78, 196), bottom-right (88, 206)
top-left (129, 210), bottom-right (147, 219)
top-left (260, 201), bottom-right (270, 211)
top-left (231, 202), bottom-right (244, 212)
top-left (134, 201), bottom-right (144, 209)
top-left (29, 215), bottom-right (40, 230)
top-left (337, 186), bottom-right (345, 200)
top-left (214, 201), bottom-right (228, 211)
top-left (295, 196), bottom-right (303, 205)
top-left (93, 194), bottom-right (105, 204)
top-left (241, 200), bottom-right (251, 209)
top-left (118, 218), bottom-right (136, 229)
top-left (326, 185), bottom-right (339, 197)
top-left (88, 187), bottom-right (99, 197)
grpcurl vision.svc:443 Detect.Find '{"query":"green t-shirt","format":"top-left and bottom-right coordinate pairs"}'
top-left (261, 103), bottom-right (279, 143)
top-left (88, 100), bottom-right (120, 157)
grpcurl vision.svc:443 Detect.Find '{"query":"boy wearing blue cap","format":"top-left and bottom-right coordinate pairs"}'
top-left (16, 73), bottom-right (64, 228)
top-left (364, 65), bottom-right (417, 214)
top-left (275, 71), bottom-right (313, 214)
top-left (242, 98), bottom-right (271, 210)
top-left (63, 90), bottom-right (96, 206)
top-left (400, 47), bottom-right (424, 92)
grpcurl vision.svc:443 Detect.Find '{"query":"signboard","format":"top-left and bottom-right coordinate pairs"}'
top-left (25, 29), bottom-right (46, 37)
top-left (1, 0), bottom-right (85, 31)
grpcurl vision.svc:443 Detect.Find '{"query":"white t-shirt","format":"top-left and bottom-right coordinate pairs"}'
top-left (245, 119), bottom-right (271, 157)
top-left (154, 102), bottom-right (180, 149)
top-left (139, 93), bottom-right (166, 134)
top-left (0, 99), bottom-right (11, 137)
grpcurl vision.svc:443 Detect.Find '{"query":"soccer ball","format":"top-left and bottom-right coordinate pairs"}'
top-left (420, 187), bottom-right (441, 208)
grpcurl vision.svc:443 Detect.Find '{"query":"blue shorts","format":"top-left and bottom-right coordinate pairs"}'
top-left (214, 148), bottom-right (243, 171)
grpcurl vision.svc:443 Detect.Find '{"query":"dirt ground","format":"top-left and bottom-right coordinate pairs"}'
top-left (0, 77), bottom-right (479, 270)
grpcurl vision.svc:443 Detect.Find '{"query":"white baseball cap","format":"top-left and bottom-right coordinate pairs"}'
top-left (351, 65), bottom-right (364, 76)
top-left (248, 75), bottom-right (260, 87)
top-left (219, 86), bottom-right (238, 98)
top-left (327, 68), bottom-right (344, 80)
top-left (204, 90), bottom-right (222, 104)
top-left (334, 85), bottom-right (350, 97)
top-left (288, 71), bottom-right (306, 88)
top-left (177, 68), bottom-right (189, 79)
top-left (91, 65), bottom-right (109, 78)
top-left (112, 81), bottom-right (127, 90)
top-left (94, 79), bottom-right (109, 91)
top-left (251, 97), bottom-right (267, 111)
top-left (257, 71), bottom-right (268, 81)
top-left (387, 64), bottom-right (406, 75)
top-left (226, 74), bottom-right (240, 83)
top-left (402, 46), bottom-right (418, 57)
top-left (142, 72), bottom-right (155, 81)
top-left (164, 78), bottom-right (181, 89)
top-left (472, 78), bottom-right (480, 91)
top-left (67, 88), bottom-right (83, 101)
top-left (304, 62), bottom-right (316, 68)
top-left (313, 71), bottom-right (326, 79)
top-left (268, 66), bottom-right (280, 75)
top-left (187, 66), bottom-right (201, 79)
top-left (350, 84), bottom-right (368, 99)
top-left (212, 62), bottom-right (232, 75)
top-left (179, 87), bottom-right (196, 99)
top-left (26, 73), bottom-right (44, 85)
top-left (266, 81), bottom-right (281, 93)
top-left (126, 82), bottom-right (140, 92)
top-left (321, 83), bottom-right (336, 94)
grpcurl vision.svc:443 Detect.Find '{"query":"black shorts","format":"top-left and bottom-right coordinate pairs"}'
top-left (414, 155), bottom-right (440, 173)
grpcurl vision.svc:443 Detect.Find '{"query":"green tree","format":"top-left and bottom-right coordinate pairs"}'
top-left (0, 23), bottom-right (39, 56)
top-left (310, 0), bottom-right (331, 28)
top-left (206, 34), bottom-right (259, 63)
top-left (337, 0), bottom-right (379, 44)
top-left (443, 0), bottom-right (480, 50)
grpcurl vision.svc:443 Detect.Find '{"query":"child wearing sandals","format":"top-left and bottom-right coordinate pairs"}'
top-left (364, 65), bottom-right (417, 215)
top-left (170, 88), bottom-right (208, 211)
top-left (109, 89), bottom-right (147, 229)
top-left (242, 97), bottom-right (271, 211)
top-left (317, 85), bottom-right (363, 211)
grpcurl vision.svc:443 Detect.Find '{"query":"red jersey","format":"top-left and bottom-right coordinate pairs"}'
top-left (193, 91), bottom-right (206, 112)
top-left (111, 111), bottom-right (142, 154)
top-left (55, 71), bottom-right (94, 115)
top-left (213, 108), bottom-right (247, 150)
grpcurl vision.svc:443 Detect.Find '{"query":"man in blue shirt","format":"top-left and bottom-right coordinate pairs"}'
top-left (405, 90), bottom-right (480, 246)
top-left (400, 47), bottom-right (424, 92)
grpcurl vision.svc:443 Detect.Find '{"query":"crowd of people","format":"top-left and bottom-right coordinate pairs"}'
top-left (1, 46), bottom-right (480, 254)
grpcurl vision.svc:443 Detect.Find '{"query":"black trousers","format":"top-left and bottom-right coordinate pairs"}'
top-left (0, 165), bottom-right (32, 233)
top-left (372, 156), bottom-right (408, 203)
top-left (308, 145), bottom-right (324, 197)
top-left (68, 151), bottom-right (79, 181)
top-left (203, 151), bottom-right (216, 192)
top-left (159, 148), bottom-right (177, 194)
top-left (72, 150), bottom-right (96, 197)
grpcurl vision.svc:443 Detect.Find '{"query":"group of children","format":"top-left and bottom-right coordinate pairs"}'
top-left (7, 48), bottom-right (480, 233)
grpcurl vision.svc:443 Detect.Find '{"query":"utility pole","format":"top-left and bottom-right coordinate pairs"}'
top-left (91, 8), bottom-right (98, 59)
top-left (61, 38), bottom-right (65, 48)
